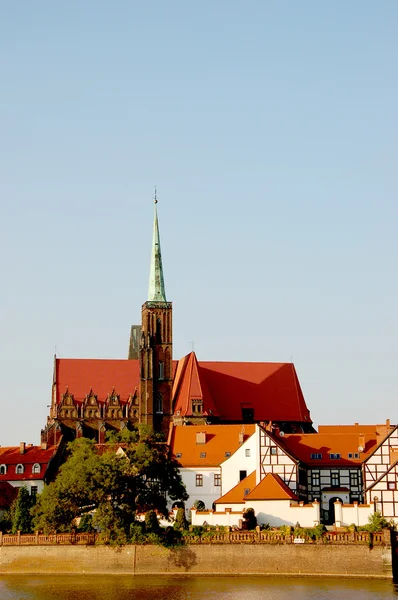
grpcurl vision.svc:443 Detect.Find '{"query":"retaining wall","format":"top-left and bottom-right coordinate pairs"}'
top-left (0, 544), bottom-right (392, 578)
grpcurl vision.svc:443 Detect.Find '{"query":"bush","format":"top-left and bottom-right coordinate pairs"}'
top-left (78, 513), bottom-right (94, 533)
top-left (367, 511), bottom-right (390, 533)
top-left (242, 508), bottom-right (257, 530)
top-left (145, 510), bottom-right (160, 533)
top-left (174, 507), bottom-right (189, 530)
top-left (193, 500), bottom-right (205, 511)
top-left (279, 525), bottom-right (293, 536)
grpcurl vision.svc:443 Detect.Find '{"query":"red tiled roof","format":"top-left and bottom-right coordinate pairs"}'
top-left (280, 432), bottom-right (379, 466)
top-left (170, 424), bottom-right (255, 467)
top-left (173, 353), bottom-right (311, 424)
top-left (0, 445), bottom-right (57, 482)
top-left (215, 472), bottom-right (257, 504)
top-left (245, 473), bottom-right (298, 501)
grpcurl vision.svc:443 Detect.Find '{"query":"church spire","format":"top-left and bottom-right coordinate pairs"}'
top-left (148, 191), bottom-right (167, 302)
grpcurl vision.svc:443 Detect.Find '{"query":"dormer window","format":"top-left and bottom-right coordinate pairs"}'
top-left (200, 452), bottom-right (206, 459)
top-left (32, 463), bottom-right (41, 474)
top-left (0, 464), bottom-right (6, 475)
top-left (310, 453), bottom-right (323, 459)
top-left (192, 399), bottom-right (203, 414)
top-left (16, 464), bottom-right (24, 475)
top-left (329, 453), bottom-right (341, 460)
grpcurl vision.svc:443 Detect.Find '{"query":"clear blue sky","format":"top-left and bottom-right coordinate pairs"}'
top-left (0, 1), bottom-right (397, 446)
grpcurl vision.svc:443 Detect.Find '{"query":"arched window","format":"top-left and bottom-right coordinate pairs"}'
top-left (32, 463), bottom-right (41, 474)
top-left (16, 464), bottom-right (24, 475)
top-left (0, 464), bottom-right (6, 475)
top-left (159, 361), bottom-right (164, 379)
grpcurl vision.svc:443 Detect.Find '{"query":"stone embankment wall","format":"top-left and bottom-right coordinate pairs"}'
top-left (0, 544), bottom-right (392, 578)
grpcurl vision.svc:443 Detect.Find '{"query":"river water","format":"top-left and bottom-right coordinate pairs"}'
top-left (0, 575), bottom-right (397, 600)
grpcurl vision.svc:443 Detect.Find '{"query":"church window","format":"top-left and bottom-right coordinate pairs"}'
top-left (0, 464), bottom-right (6, 475)
top-left (159, 361), bottom-right (164, 379)
top-left (16, 464), bottom-right (24, 475)
top-left (196, 474), bottom-right (203, 487)
top-left (155, 392), bottom-right (163, 414)
top-left (32, 463), bottom-right (41, 474)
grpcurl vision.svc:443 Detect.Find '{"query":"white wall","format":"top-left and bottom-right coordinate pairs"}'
top-left (8, 480), bottom-right (44, 495)
top-left (179, 467), bottom-right (221, 511)
top-left (335, 502), bottom-right (373, 527)
top-left (221, 428), bottom-right (259, 495)
top-left (192, 501), bottom-right (320, 528)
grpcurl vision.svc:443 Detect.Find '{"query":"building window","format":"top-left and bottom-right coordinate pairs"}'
top-left (225, 451), bottom-right (231, 458)
top-left (159, 361), bottom-right (164, 379)
top-left (0, 464), bottom-right (6, 475)
top-left (32, 463), bottom-right (41, 474)
top-left (331, 471), bottom-right (340, 488)
top-left (196, 474), bottom-right (203, 487)
top-left (31, 486), bottom-right (38, 497)
top-left (241, 407), bottom-right (254, 423)
top-left (244, 488), bottom-right (251, 496)
top-left (155, 392), bottom-right (163, 414)
top-left (329, 453), bottom-right (341, 460)
top-left (348, 453), bottom-right (360, 459)
top-left (310, 453), bottom-right (323, 459)
top-left (350, 471), bottom-right (359, 488)
top-left (388, 482), bottom-right (396, 490)
top-left (214, 474), bottom-right (221, 486)
top-left (245, 449), bottom-right (251, 457)
top-left (192, 399), bottom-right (203, 414)
top-left (200, 452), bottom-right (206, 459)
top-left (312, 472), bottom-right (320, 487)
top-left (16, 464), bottom-right (24, 475)
top-left (270, 447), bottom-right (277, 455)
top-left (176, 453), bottom-right (182, 459)
top-left (239, 470), bottom-right (247, 481)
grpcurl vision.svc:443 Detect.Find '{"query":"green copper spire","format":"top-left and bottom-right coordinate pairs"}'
top-left (148, 193), bottom-right (167, 302)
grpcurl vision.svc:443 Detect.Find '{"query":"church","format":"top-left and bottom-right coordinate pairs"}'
top-left (41, 199), bottom-right (315, 447)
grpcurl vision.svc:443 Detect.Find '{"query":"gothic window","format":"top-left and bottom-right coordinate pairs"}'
top-left (0, 464), bottom-right (6, 475)
top-left (155, 392), bottom-right (163, 414)
top-left (32, 463), bottom-right (41, 474)
top-left (159, 361), bottom-right (164, 380)
top-left (16, 464), bottom-right (24, 475)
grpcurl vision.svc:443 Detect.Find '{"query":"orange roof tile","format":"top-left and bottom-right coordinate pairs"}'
top-left (170, 424), bottom-right (255, 467)
top-left (245, 473), bottom-right (298, 501)
top-left (280, 431), bottom-right (379, 466)
top-left (215, 471), bottom-right (257, 504)
top-left (172, 352), bottom-right (311, 424)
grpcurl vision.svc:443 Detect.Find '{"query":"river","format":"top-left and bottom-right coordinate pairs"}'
top-left (0, 575), bottom-right (397, 600)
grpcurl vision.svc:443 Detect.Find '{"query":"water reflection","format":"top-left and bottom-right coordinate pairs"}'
top-left (1, 575), bottom-right (398, 600)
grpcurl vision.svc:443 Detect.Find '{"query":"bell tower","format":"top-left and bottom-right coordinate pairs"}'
top-left (140, 195), bottom-right (172, 435)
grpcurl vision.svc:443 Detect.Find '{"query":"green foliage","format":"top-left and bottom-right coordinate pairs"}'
top-left (190, 525), bottom-right (204, 537)
top-left (32, 428), bottom-right (188, 536)
top-left (278, 525), bottom-right (293, 536)
top-left (174, 507), bottom-right (188, 530)
top-left (242, 507), bottom-right (257, 530)
top-left (0, 509), bottom-right (12, 533)
top-left (313, 523), bottom-right (327, 539)
top-left (145, 510), bottom-right (160, 533)
top-left (12, 486), bottom-right (35, 534)
top-left (77, 513), bottom-right (94, 533)
top-left (193, 499), bottom-right (205, 511)
top-left (130, 522), bottom-right (146, 544)
top-left (367, 511), bottom-right (390, 533)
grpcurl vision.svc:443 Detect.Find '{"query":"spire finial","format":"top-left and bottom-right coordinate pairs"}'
top-left (154, 186), bottom-right (158, 204)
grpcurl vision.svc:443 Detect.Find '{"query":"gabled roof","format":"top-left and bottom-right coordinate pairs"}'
top-left (280, 431), bottom-right (379, 466)
top-left (0, 445), bottom-right (58, 482)
top-left (245, 473), bottom-right (298, 501)
top-left (173, 352), bottom-right (218, 417)
top-left (170, 424), bottom-right (255, 467)
top-left (215, 471), bottom-right (257, 504)
top-left (173, 352), bottom-right (312, 424)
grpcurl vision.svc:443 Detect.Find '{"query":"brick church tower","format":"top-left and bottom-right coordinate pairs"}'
top-left (140, 197), bottom-right (173, 436)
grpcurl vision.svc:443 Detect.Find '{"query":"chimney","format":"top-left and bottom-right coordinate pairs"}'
top-left (238, 432), bottom-right (244, 444)
top-left (19, 442), bottom-right (26, 455)
top-left (196, 431), bottom-right (206, 445)
top-left (41, 442), bottom-right (48, 450)
top-left (386, 419), bottom-right (391, 428)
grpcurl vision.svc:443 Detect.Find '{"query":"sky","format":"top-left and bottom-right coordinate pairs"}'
top-left (0, 1), bottom-right (397, 446)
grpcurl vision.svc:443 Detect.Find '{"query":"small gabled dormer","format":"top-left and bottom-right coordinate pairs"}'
top-left (83, 389), bottom-right (100, 419)
top-left (0, 464), bottom-right (7, 475)
top-left (105, 388), bottom-right (123, 419)
top-left (32, 463), bottom-right (41, 474)
top-left (15, 464), bottom-right (24, 475)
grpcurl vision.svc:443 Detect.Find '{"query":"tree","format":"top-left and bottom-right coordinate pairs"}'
top-left (12, 486), bottom-right (34, 534)
top-left (242, 507), bottom-right (257, 530)
top-left (32, 427), bottom-right (188, 536)
top-left (174, 507), bottom-right (188, 530)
